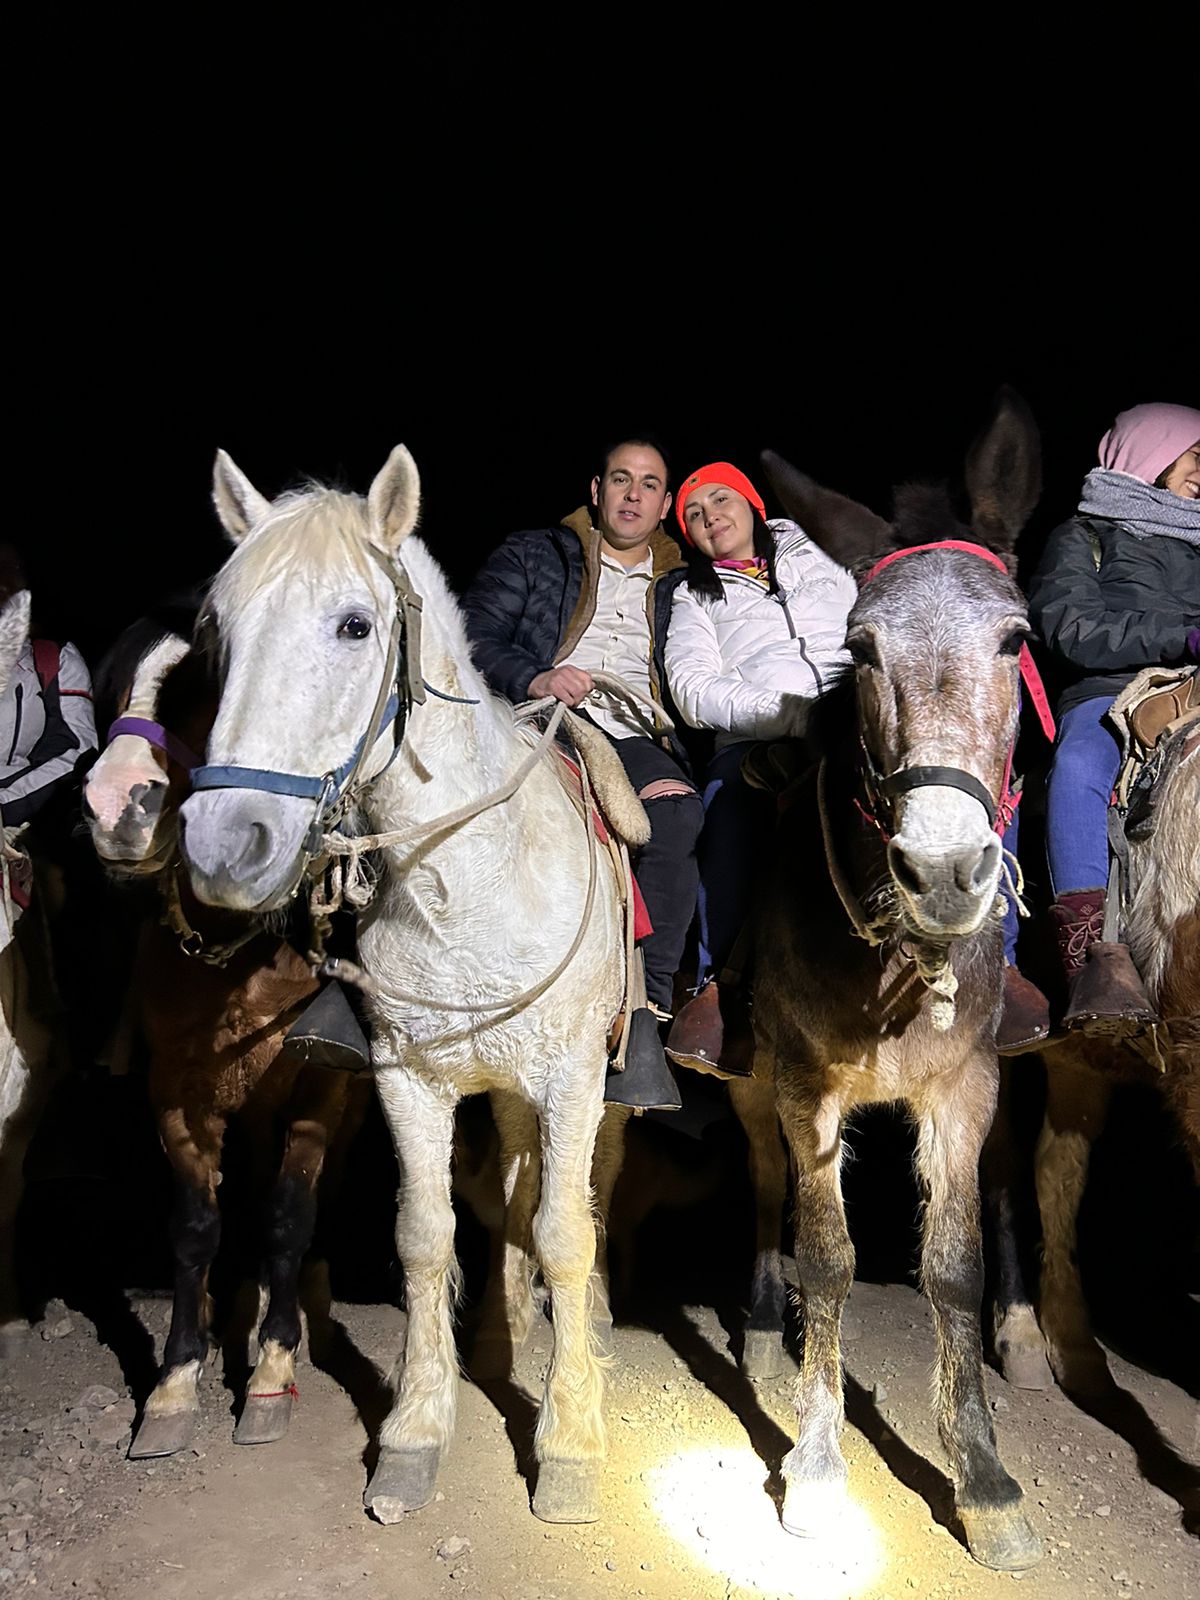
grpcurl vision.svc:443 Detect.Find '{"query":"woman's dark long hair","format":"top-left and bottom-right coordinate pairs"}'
top-left (684, 511), bottom-right (780, 603)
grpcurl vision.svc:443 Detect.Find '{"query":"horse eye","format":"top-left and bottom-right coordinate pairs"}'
top-left (847, 634), bottom-right (878, 668)
top-left (998, 629), bottom-right (1027, 657)
top-left (338, 613), bottom-right (373, 640)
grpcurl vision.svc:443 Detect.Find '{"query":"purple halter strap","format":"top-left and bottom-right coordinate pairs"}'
top-left (106, 717), bottom-right (201, 774)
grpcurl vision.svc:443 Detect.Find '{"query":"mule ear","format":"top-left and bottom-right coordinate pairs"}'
top-left (0, 589), bottom-right (31, 692)
top-left (964, 385), bottom-right (1042, 555)
top-left (760, 449), bottom-right (893, 569)
top-left (368, 444), bottom-right (422, 551)
top-left (212, 450), bottom-right (273, 544)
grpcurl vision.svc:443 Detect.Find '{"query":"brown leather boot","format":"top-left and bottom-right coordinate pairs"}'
top-left (996, 964), bottom-right (1052, 1055)
top-left (1048, 888), bottom-right (1159, 1038)
top-left (665, 982), bottom-right (754, 1079)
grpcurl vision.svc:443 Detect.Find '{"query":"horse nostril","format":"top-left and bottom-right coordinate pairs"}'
top-left (967, 837), bottom-right (1001, 894)
top-left (136, 783), bottom-right (167, 819)
top-left (888, 842), bottom-right (930, 897)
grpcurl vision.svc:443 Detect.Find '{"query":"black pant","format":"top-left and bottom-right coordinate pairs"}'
top-left (608, 736), bottom-right (703, 1012)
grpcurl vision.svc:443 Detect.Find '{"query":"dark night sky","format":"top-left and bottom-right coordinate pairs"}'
top-left (17, 14), bottom-right (1194, 669)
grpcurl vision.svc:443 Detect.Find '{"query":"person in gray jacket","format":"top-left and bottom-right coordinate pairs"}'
top-left (662, 462), bottom-right (856, 1075)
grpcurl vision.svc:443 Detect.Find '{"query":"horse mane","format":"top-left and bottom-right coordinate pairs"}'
top-left (209, 482), bottom-right (491, 713)
top-left (209, 488), bottom-right (381, 624)
top-left (92, 602), bottom-right (201, 733)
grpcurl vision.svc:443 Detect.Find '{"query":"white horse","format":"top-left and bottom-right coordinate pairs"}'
top-left (0, 590), bottom-right (60, 1347)
top-left (180, 445), bottom-right (631, 1525)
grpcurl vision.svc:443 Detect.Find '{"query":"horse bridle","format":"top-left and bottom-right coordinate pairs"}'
top-left (188, 549), bottom-right (448, 868)
top-left (853, 541), bottom-right (1055, 841)
top-left (106, 716), bottom-right (202, 774)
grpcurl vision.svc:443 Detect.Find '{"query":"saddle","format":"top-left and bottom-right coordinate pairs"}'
top-left (1109, 665), bottom-right (1200, 832)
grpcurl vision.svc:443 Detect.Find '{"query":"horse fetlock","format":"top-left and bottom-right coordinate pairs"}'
top-left (381, 1389), bottom-right (457, 1455)
top-left (246, 1338), bottom-right (297, 1395)
top-left (144, 1359), bottom-right (204, 1417)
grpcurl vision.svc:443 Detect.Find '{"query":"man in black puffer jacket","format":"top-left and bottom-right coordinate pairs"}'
top-left (462, 438), bottom-right (704, 1111)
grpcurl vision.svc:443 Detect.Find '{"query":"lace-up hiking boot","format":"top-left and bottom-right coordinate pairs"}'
top-left (665, 982), bottom-right (755, 1079)
top-left (1049, 889), bottom-right (1159, 1039)
top-left (996, 964), bottom-right (1052, 1055)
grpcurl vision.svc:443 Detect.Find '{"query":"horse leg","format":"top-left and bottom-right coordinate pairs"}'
top-left (235, 1064), bottom-right (350, 1445)
top-left (471, 1088), bottom-right (541, 1379)
top-left (529, 1073), bottom-right (607, 1524)
top-left (916, 1065), bottom-right (1042, 1571)
top-left (776, 1087), bottom-right (855, 1536)
top-left (981, 1061), bottom-right (1053, 1389)
top-left (587, 1103), bottom-right (631, 1355)
top-left (364, 1067), bottom-right (459, 1522)
top-left (129, 1104), bottom-right (225, 1459)
top-left (729, 1071), bottom-right (789, 1379)
top-left (1035, 1051), bottom-right (1114, 1394)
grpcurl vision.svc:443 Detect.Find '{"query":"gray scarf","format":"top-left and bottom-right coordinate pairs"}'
top-left (1077, 469), bottom-right (1200, 546)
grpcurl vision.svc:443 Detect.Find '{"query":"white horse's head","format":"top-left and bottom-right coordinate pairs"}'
top-left (179, 445), bottom-right (422, 913)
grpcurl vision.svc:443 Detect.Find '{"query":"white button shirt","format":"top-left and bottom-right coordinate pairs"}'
top-left (561, 550), bottom-right (655, 739)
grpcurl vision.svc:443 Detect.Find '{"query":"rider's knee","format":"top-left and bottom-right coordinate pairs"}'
top-left (638, 781), bottom-right (703, 848)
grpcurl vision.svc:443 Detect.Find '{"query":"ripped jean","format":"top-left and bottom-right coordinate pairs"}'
top-left (608, 735), bottom-right (703, 1012)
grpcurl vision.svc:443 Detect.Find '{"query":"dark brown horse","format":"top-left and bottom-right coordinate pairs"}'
top-left (733, 389), bottom-right (1044, 1571)
top-left (84, 618), bottom-right (372, 1456)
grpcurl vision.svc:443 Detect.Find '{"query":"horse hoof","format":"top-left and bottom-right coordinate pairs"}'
top-left (234, 1390), bottom-right (295, 1445)
top-left (532, 1460), bottom-right (601, 1524)
top-left (998, 1343), bottom-right (1055, 1391)
top-left (781, 1478), bottom-right (847, 1537)
top-left (364, 1446), bottom-right (441, 1522)
top-left (741, 1329), bottom-right (786, 1380)
top-left (128, 1410), bottom-right (198, 1459)
top-left (960, 1507), bottom-right (1044, 1571)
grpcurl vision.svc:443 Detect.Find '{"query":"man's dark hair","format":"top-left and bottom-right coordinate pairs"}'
top-left (684, 511), bottom-right (780, 603)
top-left (596, 434), bottom-right (674, 489)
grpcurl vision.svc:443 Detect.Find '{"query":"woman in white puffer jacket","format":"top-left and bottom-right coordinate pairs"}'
top-left (663, 461), bottom-right (857, 1076)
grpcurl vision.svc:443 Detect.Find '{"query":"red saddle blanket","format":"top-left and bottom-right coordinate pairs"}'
top-left (556, 754), bottom-right (653, 941)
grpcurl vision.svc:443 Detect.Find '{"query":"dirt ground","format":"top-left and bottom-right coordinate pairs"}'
top-left (2, 1077), bottom-right (1197, 1600)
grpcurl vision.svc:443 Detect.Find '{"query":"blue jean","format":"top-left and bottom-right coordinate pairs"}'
top-left (695, 741), bottom-right (775, 989)
top-left (1045, 696), bottom-right (1122, 896)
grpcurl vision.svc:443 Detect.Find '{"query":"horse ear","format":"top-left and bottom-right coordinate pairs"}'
top-left (368, 444), bottom-right (422, 551)
top-left (212, 450), bottom-right (273, 544)
top-left (760, 449), bottom-right (892, 569)
top-left (0, 589), bottom-right (31, 691)
top-left (964, 385), bottom-right (1042, 555)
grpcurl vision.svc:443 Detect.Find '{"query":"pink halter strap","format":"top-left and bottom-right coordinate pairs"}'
top-left (862, 541), bottom-right (1056, 743)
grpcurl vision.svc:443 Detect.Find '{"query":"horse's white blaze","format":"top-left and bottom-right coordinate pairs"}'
top-left (85, 634), bottom-right (191, 859)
